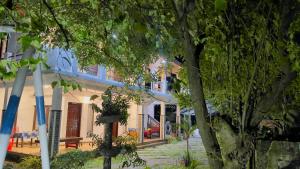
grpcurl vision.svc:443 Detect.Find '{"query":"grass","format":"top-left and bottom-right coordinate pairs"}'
top-left (84, 156), bottom-right (123, 169)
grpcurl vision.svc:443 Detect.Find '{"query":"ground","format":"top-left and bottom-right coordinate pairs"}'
top-left (84, 137), bottom-right (209, 169)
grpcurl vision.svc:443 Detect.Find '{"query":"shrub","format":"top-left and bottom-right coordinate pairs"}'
top-left (17, 156), bottom-right (41, 169)
top-left (51, 150), bottom-right (95, 169)
top-left (166, 135), bottom-right (181, 144)
top-left (3, 163), bottom-right (15, 169)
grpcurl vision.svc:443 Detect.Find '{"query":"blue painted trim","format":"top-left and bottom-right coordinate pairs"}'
top-left (36, 96), bottom-right (46, 125)
top-left (0, 95), bottom-right (20, 134)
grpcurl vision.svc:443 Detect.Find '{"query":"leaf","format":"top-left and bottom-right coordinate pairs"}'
top-left (30, 39), bottom-right (41, 49)
top-left (90, 95), bottom-right (99, 101)
top-left (71, 83), bottom-right (78, 90)
top-left (51, 81), bottom-right (58, 88)
top-left (215, 0), bottom-right (227, 11)
top-left (77, 84), bottom-right (82, 91)
top-left (43, 62), bottom-right (51, 70)
top-left (63, 86), bottom-right (69, 93)
top-left (19, 36), bottom-right (32, 51)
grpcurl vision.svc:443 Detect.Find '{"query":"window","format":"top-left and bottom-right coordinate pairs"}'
top-left (0, 37), bottom-right (8, 59)
top-left (32, 105), bottom-right (51, 130)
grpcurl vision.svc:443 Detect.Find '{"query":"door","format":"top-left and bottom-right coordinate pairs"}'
top-left (112, 122), bottom-right (118, 138)
top-left (33, 105), bottom-right (51, 130)
top-left (66, 103), bottom-right (82, 138)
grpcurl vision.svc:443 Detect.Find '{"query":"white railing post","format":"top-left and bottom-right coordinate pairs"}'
top-left (33, 58), bottom-right (50, 169)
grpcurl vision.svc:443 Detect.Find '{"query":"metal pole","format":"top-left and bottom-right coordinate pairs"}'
top-left (0, 46), bottom-right (33, 169)
top-left (0, 68), bottom-right (27, 168)
top-left (48, 87), bottom-right (62, 158)
top-left (33, 60), bottom-right (50, 169)
top-left (1, 82), bottom-right (9, 126)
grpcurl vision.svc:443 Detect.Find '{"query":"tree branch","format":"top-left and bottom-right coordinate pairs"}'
top-left (42, 0), bottom-right (70, 48)
top-left (250, 62), bottom-right (297, 127)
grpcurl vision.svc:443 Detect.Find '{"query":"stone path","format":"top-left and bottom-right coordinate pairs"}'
top-left (84, 136), bottom-right (208, 169)
top-left (125, 136), bottom-right (208, 169)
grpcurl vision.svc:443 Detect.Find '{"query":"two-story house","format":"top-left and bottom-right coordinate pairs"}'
top-left (0, 35), bottom-right (182, 154)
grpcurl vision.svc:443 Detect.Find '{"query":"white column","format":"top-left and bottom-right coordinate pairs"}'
top-left (98, 65), bottom-right (106, 80)
top-left (160, 102), bottom-right (165, 140)
top-left (161, 63), bottom-right (167, 93)
top-left (137, 104), bottom-right (144, 143)
top-left (176, 105), bottom-right (181, 136)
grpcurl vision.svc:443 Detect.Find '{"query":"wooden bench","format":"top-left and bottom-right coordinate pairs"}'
top-left (35, 137), bottom-right (83, 149)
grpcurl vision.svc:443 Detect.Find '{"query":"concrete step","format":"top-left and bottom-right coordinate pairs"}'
top-left (137, 140), bottom-right (167, 149)
top-left (137, 139), bottom-right (165, 146)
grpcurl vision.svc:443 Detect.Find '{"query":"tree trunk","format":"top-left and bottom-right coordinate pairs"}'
top-left (183, 32), bottom-right (224, 169)
top-left (171, 0), bottom-right (224, 168)
top-left (103, 122), bottom-right (113, 169)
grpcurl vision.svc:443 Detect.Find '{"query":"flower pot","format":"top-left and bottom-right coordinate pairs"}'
top-left (99, 146), bottom-right (121, 157)
top-left (98, 115), bottom-right (120, 123)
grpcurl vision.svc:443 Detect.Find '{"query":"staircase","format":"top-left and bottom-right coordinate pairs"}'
top-left (147, 115), bottom-right (159, 128)
top-left (136, 139), bottom-right (167, 149)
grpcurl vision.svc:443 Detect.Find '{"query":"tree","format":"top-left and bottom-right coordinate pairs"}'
top-left (1, 0), bottom-right (300, 169)
top-left (90, 88), bottom-right (145, 169)
top-left (180, 118), bottom-right (197, 167)
top-left (173, 0), bottom-right (300, 168)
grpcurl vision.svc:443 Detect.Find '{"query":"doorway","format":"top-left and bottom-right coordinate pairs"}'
top-left (112, 122), bottom-right (118, 138)
top-left (66, 103), bottom-right (82, 138)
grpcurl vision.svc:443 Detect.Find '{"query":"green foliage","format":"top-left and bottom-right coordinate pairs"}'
top-left (181, 119), bottom-right (197, 140)
top-left (116, 136), bottom-right (146, 169)
top-left (50, 150), bottom-right (95, 169)
top-left (165, 135), bottom-right (181, 144)
top-left (17, 156), bottom-right (41, 169)
top-left (180, 151), bottom-right (203, 169)
top-left (215, 0), bottom-right (227, 12)
top-left (0, 56), bottom-right (48, 80)
top-left (51, 79), bottom-right (82, 93)
top-left (3, 163), bottom-right (14, 169)
top-left (92, 87), bottom-right (130, 125)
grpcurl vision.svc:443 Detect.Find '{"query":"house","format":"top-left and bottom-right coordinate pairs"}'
top-left (0, 35), bottom-right (182, 154)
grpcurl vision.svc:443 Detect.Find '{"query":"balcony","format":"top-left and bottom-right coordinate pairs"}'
top-left (45, 48), bottom-right (170, 95)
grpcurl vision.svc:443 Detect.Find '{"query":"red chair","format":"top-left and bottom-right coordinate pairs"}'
top-left (144, 127), bottom-right (160, 138)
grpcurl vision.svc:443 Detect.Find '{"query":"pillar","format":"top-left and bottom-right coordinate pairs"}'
top-left (176, 105), bottom-right (181, 136)
top-left (71, 57), bottom-right (78, 73)
top-left (137, 104), bottom-right (144, 143)
top-left (48, 87), bottom-right (62, 158)
top-left (98, 65), bottom-right (106, 80)
top-left (160, 102), bottom-right (165, 140)
top-left (161, 62), bottom-right (167, 93)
